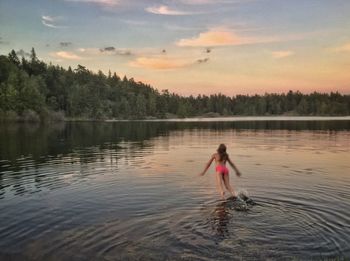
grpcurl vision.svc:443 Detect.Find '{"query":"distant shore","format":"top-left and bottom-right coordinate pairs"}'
top-left (2, 114), bottom-right (350, 123)
top-left (102, 115), bottom-right (350, 122)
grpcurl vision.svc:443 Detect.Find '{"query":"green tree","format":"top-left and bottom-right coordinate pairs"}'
top-left (176, 102), bottom-right (188, 118)
top-left (297, 97), bottom-right (309, 115)
top-left (119, 97), bottom-right (130, 118)
top-left (8, 50), bottom-right (20, 67)
top-left (135, 94), bottom-right (147, 118)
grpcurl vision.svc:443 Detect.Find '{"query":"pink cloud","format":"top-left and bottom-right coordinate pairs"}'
top-left (129, 57), bottom-right (192, 70)
top-left (272, 50), bottom-right (294, 59)
top-left (332, 43), bottom-right (350, 52)
top-left (51, 51), bottom-right (82, 60)
top-left (177, 29), bottom-right (253, 47)
top-left (176, 28), bottom-right (309, 47)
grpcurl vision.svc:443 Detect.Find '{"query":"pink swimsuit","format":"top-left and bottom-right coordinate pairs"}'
top-left (216, 164), bottom-right (229, 175)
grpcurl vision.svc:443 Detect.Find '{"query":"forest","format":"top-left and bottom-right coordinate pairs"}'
top-left (0, 48), bottom-right (349, 121)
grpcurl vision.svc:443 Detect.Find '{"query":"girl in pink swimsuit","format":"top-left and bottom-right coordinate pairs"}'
top-left (199, 144), bottom-right (242, 199)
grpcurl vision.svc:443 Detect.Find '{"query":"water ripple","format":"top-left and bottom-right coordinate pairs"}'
top-left (1, 122), bottom-right (350, 260)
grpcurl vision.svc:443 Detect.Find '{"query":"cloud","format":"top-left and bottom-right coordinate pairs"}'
top-left (77, 47), bottom-right (104, 55)
top-left (129, 55), bottom-right (210, 70)
top-left (51, 51), bottom-right (82, 60)
top-left (178, 0), bottom-right (235, 4)
top-left (176, 27), bottom-right (305, 47)
top-left (146, 5), bottom-right (194, 15)
top-left (42, 15), bottom-right (64, 28)
top-left (197, 58), bottom-right (209, 63)
top-left (0, 36), bottom-right (8, 45)
top-left (98, 46), bottom-right (133, 56)
top-left (332, 43), bottom-right (350, 52)
top-left (272, 50), bottom-right (294, 59)
top-left (64, 0), bottom-right (119, 6)
top-left (16, 49), bottom-right (30, 57)
top-left (78, 47), bottom-right (133, 57)
top-left (177, 28), bottom-right (252, 47)
top-left (100, 46), bottom-right (116, 52)
top-left (60, 42), bottom-right (72, 47)
top-left (116, 49), bottom-right (132, 56)
top-left (42, 15), bottom-right (55, 22)
top-left (129, 57), bottom-right (192, 70)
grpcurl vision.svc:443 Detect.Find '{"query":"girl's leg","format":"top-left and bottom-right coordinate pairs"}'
top-left (223, 174), bottom-right (236, 197)
top-left (216, 172), bottom-right (225, 199)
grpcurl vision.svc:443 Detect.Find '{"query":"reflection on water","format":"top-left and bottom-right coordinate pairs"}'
top-left (0, 119), bottom-right (349, 260)
top-left (212, 201), bottom-right (231, 239)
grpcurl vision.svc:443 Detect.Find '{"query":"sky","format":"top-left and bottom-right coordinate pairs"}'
top-left (0, 0), bottom-right (350, 96)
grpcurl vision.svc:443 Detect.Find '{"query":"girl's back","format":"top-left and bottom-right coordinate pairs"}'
top-left (214, 153), bottom-right (228, 165)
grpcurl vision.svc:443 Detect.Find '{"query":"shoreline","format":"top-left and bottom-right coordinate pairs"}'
top-left (2, 115), bottom-right (350, 124)
top-left (103, 115), bottom-right (350, 122)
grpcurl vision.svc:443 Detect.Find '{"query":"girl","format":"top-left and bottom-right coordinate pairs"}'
top-left (199, 144), bottom-right (242, 199)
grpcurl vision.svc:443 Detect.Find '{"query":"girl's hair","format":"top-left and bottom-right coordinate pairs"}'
top-left (217, 144), bottom-right (228, 161)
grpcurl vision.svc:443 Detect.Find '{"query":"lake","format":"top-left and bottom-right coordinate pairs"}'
top-left (0, 118), bottom-right (349, 260)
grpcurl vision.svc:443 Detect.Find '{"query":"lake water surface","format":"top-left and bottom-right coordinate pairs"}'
top-left (0, 118), bottom-right (349, 260)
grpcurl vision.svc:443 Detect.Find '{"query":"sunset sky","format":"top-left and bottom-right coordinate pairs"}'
top-left (0, 0), bottom-right (349, 95)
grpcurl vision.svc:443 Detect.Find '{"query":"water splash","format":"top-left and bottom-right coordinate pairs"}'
top-left (223, 189), bottom-right (256, 211)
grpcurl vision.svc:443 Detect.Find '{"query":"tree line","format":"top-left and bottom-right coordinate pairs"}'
top-left (0, 48), bottom-right (349, 121)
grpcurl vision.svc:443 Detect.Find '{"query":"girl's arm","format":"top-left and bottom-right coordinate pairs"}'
top-left (227, 156), bottom-right (242, 177)
top-left (199, 154), bottom-right (215, 176)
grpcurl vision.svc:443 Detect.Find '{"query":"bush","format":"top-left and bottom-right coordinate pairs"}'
top-left (22, 109), bottom-right (40, 122)
top-left (39, 109), bottom-right (65, 122)
top-left (49, 110), bottom-right (65, 122)
top-left (40, 108), bottom-right (65, 122)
